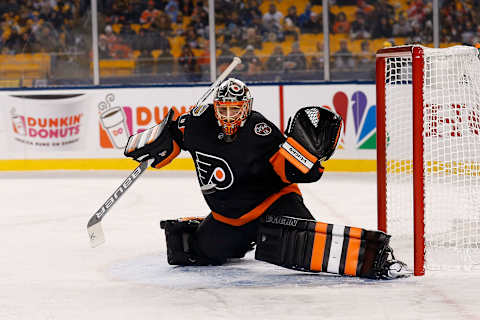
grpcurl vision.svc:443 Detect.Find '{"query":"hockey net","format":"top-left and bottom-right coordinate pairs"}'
top-left (376, 45), bottom-right (480, 275)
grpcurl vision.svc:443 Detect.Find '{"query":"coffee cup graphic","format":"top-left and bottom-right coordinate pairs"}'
top-left (11, 114), bottom-right (26, 136)
top-left (100, 107), bottom-right (129, 148)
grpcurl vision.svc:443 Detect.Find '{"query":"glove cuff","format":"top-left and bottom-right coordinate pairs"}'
top-left (279, 137), bottom-right (318, 174)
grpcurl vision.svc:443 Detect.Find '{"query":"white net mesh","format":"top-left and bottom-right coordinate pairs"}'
top-left (305, 108), bottom-right (320, 128)
top-left (383, 45), bottom-right (480, 271)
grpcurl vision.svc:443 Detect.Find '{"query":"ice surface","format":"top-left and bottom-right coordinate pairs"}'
top-left (1, 171), bottom-right (480, 320)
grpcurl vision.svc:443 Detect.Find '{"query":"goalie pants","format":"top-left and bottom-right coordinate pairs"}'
top-left (191, 192), bottom-right (314, 264)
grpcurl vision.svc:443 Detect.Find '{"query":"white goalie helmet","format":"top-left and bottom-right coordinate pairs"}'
top-left (213, 78), bottom-right (253, 139)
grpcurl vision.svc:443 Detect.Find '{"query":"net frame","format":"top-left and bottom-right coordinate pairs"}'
top-left (376, 45), bottom-right (480, 276)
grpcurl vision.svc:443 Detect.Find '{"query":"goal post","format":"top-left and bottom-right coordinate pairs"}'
top-left (376, 45), bottom-right (480, 276)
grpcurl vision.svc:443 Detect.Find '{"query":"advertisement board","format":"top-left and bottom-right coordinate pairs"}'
top-left (0, 83), bottom-right (377, 171)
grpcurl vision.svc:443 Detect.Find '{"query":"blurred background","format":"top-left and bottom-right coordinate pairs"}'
top-left (0, 0), bottom-right (480, 88)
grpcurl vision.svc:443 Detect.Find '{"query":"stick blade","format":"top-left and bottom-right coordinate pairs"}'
top-left (88, 221), bottom-right (105, 248)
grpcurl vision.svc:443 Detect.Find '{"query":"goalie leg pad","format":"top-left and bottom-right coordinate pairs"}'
top-left (255, 215), bottom-right (402, 279)
top-left (160, 217), bottom-right (220, 266)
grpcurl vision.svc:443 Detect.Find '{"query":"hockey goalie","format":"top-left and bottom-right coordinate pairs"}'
top-left (124, 78), bottom-right (408, 280)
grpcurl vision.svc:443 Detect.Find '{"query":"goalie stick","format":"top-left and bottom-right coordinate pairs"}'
top-left (87, 56), bottom-right (242, 248)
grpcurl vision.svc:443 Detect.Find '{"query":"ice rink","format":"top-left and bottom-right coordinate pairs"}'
top-left (1, 170), bottom-right (480, 320)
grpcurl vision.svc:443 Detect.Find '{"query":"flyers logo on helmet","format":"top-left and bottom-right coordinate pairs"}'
top-left (195, 151), bottom-right (234, 190)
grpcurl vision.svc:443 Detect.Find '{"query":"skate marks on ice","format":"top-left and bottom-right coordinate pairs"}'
top-left (109, 251), bottom-right (414, 289)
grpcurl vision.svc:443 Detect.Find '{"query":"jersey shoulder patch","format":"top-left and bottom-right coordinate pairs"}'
top-left (249, 111), bottom-right (281, 138)
top-left (254, 122), bottom-right (272, 136)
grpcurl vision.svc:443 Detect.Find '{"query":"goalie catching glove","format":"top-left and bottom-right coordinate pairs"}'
top-left (281, 106), bottom-right (342, 173)
top-left (124, 108), bottom-right (180, 168)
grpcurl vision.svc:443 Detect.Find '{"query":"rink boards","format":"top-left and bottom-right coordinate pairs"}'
top-left (0, 83), bottom-right (377, 171)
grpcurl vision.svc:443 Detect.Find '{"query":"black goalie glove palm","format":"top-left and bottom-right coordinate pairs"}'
top-left (285, 106), bottom-right (343, 162)
top-left (124, 108), bottom-right (180, 168)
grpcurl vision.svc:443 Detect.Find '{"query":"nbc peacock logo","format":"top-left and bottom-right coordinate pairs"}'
top-left (331, 90), bottom-right (376, 150)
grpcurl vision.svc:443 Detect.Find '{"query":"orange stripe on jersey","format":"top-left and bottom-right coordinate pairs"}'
top-left (211, 184), bottom-right (301, 226)
top-left (269, 151), bottom-right (290, 184)
top-left (154, 141), bottom-right (180, 169)
top-left (310, 222), bottom-right (328, 272)
top-left (344, 227), bottom-right (363, 276)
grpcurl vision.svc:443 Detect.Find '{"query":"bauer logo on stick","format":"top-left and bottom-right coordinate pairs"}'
top-left (195, 152), bottom-right (234, 191)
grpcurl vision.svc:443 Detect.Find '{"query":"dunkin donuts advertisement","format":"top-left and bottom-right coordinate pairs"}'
top-left (4, 94), bottom-right (88, 152)
top-left (0, 84), bottom-right (378, 169)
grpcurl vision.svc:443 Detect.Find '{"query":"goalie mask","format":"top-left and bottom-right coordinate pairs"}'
top-left (213, 78), bottom-right (253, 141)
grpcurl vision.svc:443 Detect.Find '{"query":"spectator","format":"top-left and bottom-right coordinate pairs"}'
top-left (239, 45), bottom-right (262, 75)
top-left (133, 28), bottom-right (154, 57)
top-left (178, 43), bottom-right (197, 74)
top-left (188, 12), bottom-right (208, 39)
top-left (333, 12), bottom-right (350, 34)
top-left (301, 12), bottom-right (322, 34)
top-left (99, 25), bottom-right (118, 56)
top-left (334, 39), bottom-right (355, 70)
top-left (462, 20), bottom-right (476, 44)
top-left (244, 27), bottom-right (262, 50)
top-left (140, 0), bottom-right (160, 24)
top-left (356, 0), bottom-right (375, 18)
top-left (284, 6), bottom-right (299, 39)
top-left (156, 48), bottom-right (175, 75)
top-left (265, 45), bottom-right (285, 72)
top-left (372, 16), bottom-right (393, 38)
top-left (152, 30), bottom-right (172, 52)
top-left (180, 0), bottom-right (194, 16)
top-left (153, 12), bottom-right (173, 35)
top-left (392, 14), bottom-right (412, 37)
top-left (249, 12), bottom-right (268, 41)
top-left (34, 25), bottom-right (59, 53)
top-left (262, 4), bottom-right (283, 31)
top-left (349, 13), bottom-right (371, 39)
top-left (285, 5), bottom-right (299, 27)
top-left (217, 43), bottom-right (235, 72)
top-left (284, 42), bottom-right (307, 72)
top-left (185, 26), bottom-right (200, 49)
top-left (310, 41), bottom-right (324, 71)
top-left (264, 18), bottom-right (284, 42)
top-left (242, 0), bottom-right (262, 27)
top-left (357, 40), bottom-right (374, 69)
top-left (298, 3), bottom-right (313, 28)
top-left (165, 0), bottom-right (181, 23)
top-left (197, 40), bottom-right (210, 73)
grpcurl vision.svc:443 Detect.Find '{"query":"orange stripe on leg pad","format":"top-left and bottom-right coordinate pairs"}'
top-left (344, 227), bottom-right (363, 276)
top-left (310, 222), bottom-right (328, 271)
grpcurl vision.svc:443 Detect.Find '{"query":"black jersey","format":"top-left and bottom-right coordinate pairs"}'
top-left (171, 105), bottom-right (322, 226)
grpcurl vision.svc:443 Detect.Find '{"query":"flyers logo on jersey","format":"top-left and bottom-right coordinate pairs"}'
top-left (195, 152), bottom-right (234, 190)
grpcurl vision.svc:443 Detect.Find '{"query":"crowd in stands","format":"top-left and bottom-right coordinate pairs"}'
top-left (1, 0), bottom-right (480, 83)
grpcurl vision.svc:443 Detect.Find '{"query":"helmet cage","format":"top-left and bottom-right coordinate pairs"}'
top-left (213, 78), bottom-right (253, 137)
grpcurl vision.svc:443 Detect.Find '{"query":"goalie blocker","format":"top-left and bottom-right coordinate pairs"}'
top-left (256, 215), bottom-right (409, 279)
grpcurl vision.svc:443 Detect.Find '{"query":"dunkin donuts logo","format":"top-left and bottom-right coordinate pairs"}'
top-left (9, 107), bottom-right (83, 148)
top-left (98, 93), bottom-right (194, 149)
